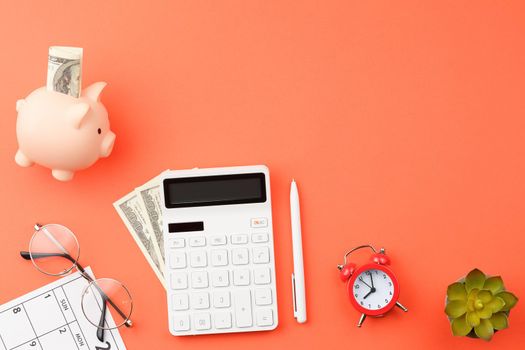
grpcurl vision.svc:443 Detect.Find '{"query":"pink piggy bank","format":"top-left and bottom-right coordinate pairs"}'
top-left (15, 82), bottom-right (116, 181)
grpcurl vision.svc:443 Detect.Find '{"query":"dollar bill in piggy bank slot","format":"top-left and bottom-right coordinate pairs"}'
top-left (15, 82), bottom-right (116, 181)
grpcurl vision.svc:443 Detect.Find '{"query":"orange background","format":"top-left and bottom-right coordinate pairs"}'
top-left (0, 1), bottom-right (524, 349)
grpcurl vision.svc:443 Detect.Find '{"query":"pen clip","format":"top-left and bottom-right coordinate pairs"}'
top-left (291, 273), bottom-right (297, 317)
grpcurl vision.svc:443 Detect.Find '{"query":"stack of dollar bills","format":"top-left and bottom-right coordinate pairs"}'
top-left (113, 171), bottom-right (170, 289)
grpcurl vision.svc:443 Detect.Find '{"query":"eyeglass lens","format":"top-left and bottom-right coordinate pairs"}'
top-left (81, 278), bottom-right (133, 330)
top-left (29, 224), bottom-right (80, 276)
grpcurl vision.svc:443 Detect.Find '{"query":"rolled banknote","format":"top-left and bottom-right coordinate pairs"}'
top-left (113, 191), bottom-right (166, 289)
top-left (47, 46), bottom-right (83, 98)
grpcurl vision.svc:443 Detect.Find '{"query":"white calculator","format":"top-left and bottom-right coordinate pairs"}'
top-left (161, 165), bottom-right (278, 336)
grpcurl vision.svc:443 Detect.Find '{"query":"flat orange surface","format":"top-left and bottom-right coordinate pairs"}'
top-left (0, 1), bottom-right (524, 349)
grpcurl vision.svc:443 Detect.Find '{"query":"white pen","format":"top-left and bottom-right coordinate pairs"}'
top-left (290, 179), bottom-right (307, 323)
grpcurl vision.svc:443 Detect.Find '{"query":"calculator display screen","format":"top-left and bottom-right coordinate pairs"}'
top-left (164, 173), bottom-right (266, 208)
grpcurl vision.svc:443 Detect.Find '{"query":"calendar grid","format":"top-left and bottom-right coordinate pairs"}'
top-left (0, 333), bottom-right (6, 350)
top-left (10, 321), bottom-right (81, 350)
top-left (21, 303), bottom-right (42, 350)
top-left (61, 284), bottom-right (91, 349)
top-left (60, 278), bottom-right (122, 350)
top-left (52, 288), bottom-right (80, 350)
top-left (10, 338), bottom-right (38, 350)
top-left (0, 270), bottom-right (127, 350)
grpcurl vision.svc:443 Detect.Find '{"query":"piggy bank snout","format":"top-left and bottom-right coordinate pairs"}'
top-left (100, 131), bottom-right (116, 158)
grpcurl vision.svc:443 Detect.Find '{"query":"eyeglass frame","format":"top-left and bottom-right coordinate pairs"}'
top-left (19, 223), bottom-right (133, 342)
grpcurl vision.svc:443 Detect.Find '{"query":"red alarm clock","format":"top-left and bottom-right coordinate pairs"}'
top-left (337, 245), bottom-right (408, 327)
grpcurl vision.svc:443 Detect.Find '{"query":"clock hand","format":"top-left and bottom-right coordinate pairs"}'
top-left (370, 273), bottom-right (374, 289)
top-left (358, 277), bottom-right (372, 289)
top-left (363, 289), bottom-right (375, 299)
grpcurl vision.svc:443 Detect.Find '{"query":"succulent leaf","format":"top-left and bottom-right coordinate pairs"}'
top-left (487, 297), bottom-right (505, 314)
top-left (474, 318), bottom-right (494, 341)
top-left (477, 290), bottom-right (492, 303)
top-left (451, 315), bottom-right (472, 337)
top-left (466, 311), bottom-right (481, 327)
top-left (466, 298), bottom-right (475, 312)
top-left (465, 269), bottom-right (486, 292)
top-left (466, 289), bottom-right (478, 312)
top-left (490, 312), bottom-right (508, 330)
top-left (445, 300), bottom-right (467, 318)
top-left (483, 276), bottom-right (504, 294)
top-left (496, 291), bottom-right (518, 312)
top-left (477, 306), bottom-right (493, 319)
top-left (447, 282), bottom-right (467, 301)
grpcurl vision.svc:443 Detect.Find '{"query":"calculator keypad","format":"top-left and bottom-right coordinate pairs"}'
top-left (214, 312), bottom-right (232, 329)
top-left (232, 248), bottom-right (249, 265)
top-left (167, 231), bottom-right (277, 335)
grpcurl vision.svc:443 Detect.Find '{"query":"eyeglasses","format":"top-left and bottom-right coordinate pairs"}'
top-left (19, 223), bottom-right (133, 342)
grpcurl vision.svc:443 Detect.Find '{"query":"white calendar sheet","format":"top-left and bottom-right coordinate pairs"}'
top-left (0, 267), bottom-right (127, 350)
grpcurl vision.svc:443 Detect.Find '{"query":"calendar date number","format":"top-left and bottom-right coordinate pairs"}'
top-left (96, 341), bottom-right (111, 350)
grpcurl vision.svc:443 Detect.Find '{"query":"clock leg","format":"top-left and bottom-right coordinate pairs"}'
top-left (357, 313), bottom-right (366, 327)
top-left (396, 301), bottom-right (408, 312)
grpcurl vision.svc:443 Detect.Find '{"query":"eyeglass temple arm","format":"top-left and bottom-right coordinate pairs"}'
top-left (21, 252), bottom-right (93, 286)
top-left (20, 251), bottom-right (76, 264)
top-left (97, 294), bottom-right (108, 342)
top-left (19, 251), bottom-right (133, 329)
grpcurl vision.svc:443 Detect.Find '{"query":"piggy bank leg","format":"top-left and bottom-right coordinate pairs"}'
top-left (15, 149), bottom-right (34, 167)
top-left (52, 169), bottom-right (74, 182)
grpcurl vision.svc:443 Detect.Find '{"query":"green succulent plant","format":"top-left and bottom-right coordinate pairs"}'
top-left (445, 268), bottom-right (518, 341)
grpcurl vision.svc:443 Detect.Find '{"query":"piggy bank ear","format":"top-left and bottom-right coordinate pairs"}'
top-left (16, 99), bottom-right (25, 112)
top-left (82, 82), bottom-right (107, 102)
top-left (67, 103), bottom-right (90, 129)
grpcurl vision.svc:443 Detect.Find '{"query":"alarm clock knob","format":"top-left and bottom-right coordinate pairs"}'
top-left (338, 263), bottom-right (356, 282)
top-left (371, 252), bottom-right (391, 265)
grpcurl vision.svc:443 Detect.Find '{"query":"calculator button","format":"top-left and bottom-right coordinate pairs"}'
top-left (191, 271), bottom-right (209, 289)
top-left (251, 217), bottom-right (268, 228)
top-left (252, 247), bottom-right (270, 264)
top-left (256, 309), bottom-right (274, 327)
top-left (212, 270), bottom-right (230, 287)
top-left (233, 289), bottom-right (253, 328)
top-left (214, 312), bottom-right (232, 329)
top-left (255, 288), bottom-right (272, 306)
top-left (254, 267), bottom-right (271, 285)
top-left (194, 313), bottom-right (211, 330)
top-left (232, 248), bottom-right (249, 265)
top-left (213, 291), bottom-right (231, 308)
top-left (172, 294), bottom-right (189, 310)
top-left (190, 250), bottom-right (207, 267)
top-left (210, 249), bottom-right (228, 266)
top-left (231, 234), bottom-right (249, 244)
top-left (233, 269), bottom-right (250, 286)
top-left (170, 273), bottom-right (188, 290)
top-left (210, 235), bottom-right (227, 245)
top-left (189, 236), bottom-right (206, 247)
top-left (191, 292), bottom-right (210, 309)
top-left (169, 252), bottom-right (187, 269)
top-left (171, 238), bottom-right (185, 248)
top-left (252, 233), bottom-right (269, 243)
top-left (173, 314), bottom-right (190, 331)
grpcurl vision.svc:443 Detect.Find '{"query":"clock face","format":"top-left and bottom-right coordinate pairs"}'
top-left (351, 268), bottom-right (396, 312)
